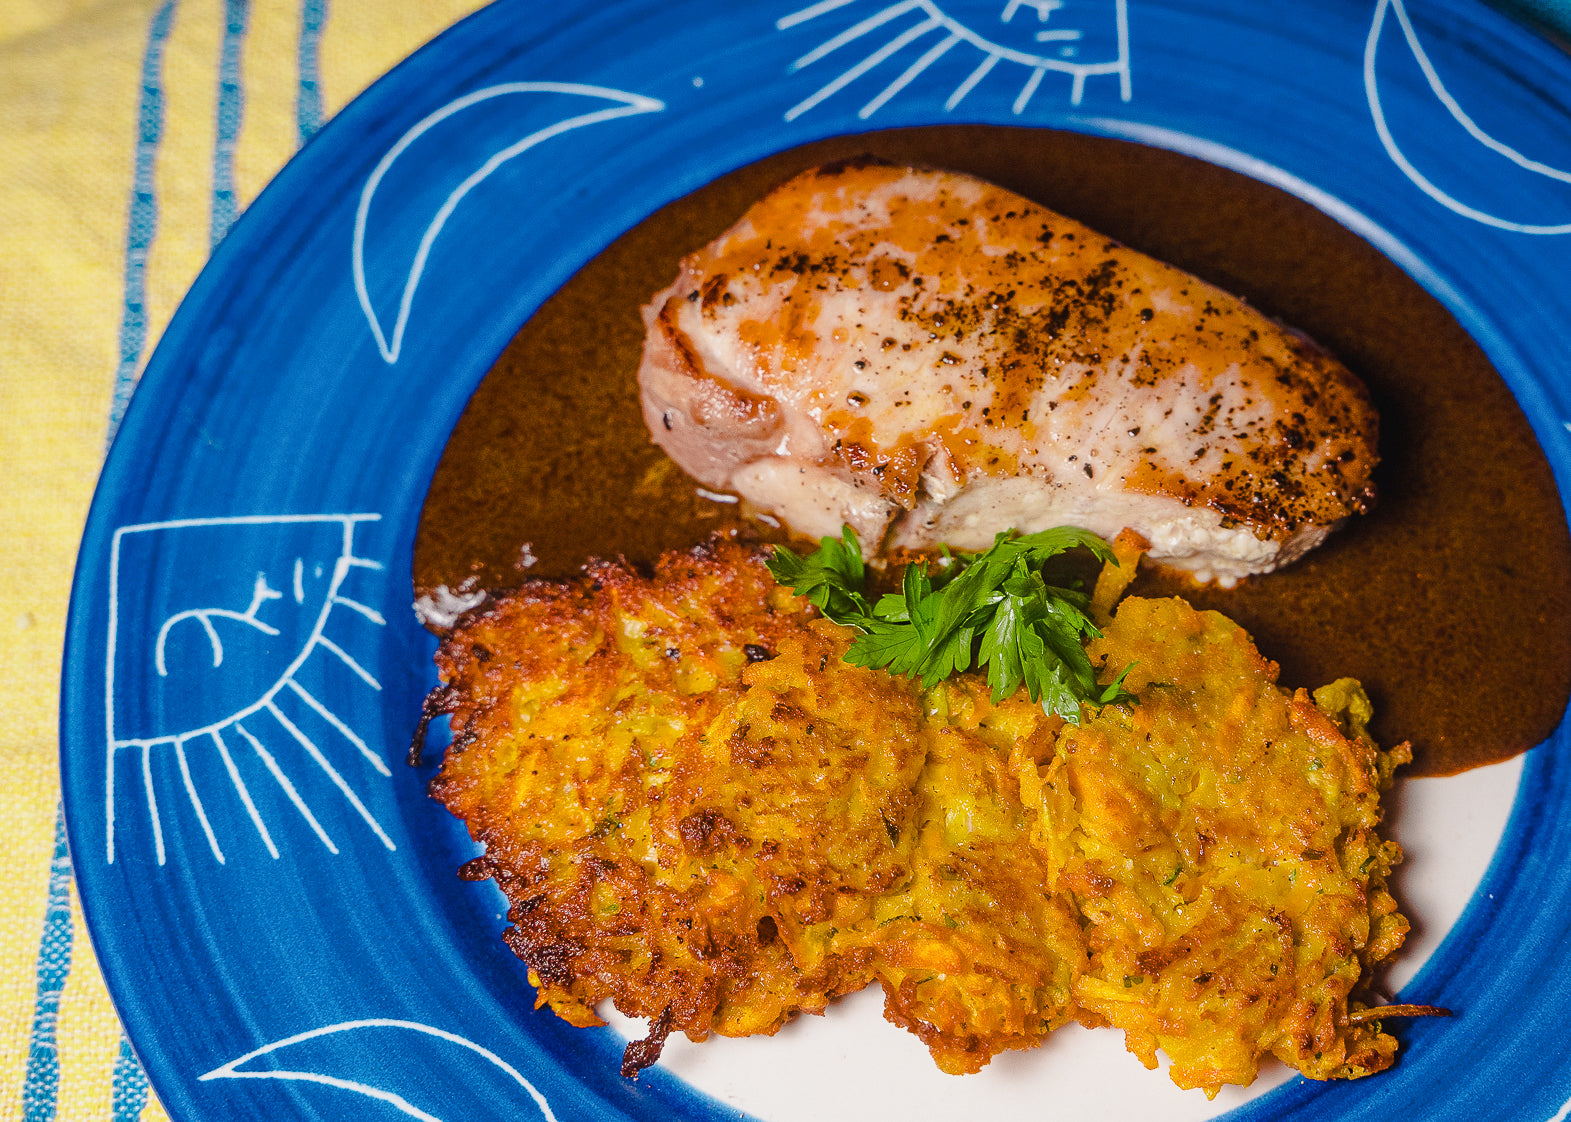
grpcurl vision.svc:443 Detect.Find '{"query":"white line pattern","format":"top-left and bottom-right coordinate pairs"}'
top-left (106, 514), bottom-right (387, 865)
top-left (175, 736), bottom-right (224, 863)
top-left (353, 82), bottom-right (664, 364)
top-left (778, 0), bottom-right (1131, 121)
top-left (235, 720), bottom-right (339, 855)
top-left (1365, 0), bottom-right (1571, 235)
top-left (211, 727), bottom-right (278, 859)
top-left (200, 1020), bottom-right (559, 1122)
top-left (858, 30), bottom-right (961, 118)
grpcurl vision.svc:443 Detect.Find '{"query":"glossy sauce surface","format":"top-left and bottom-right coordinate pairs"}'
top-left (414, 127), bottom-right (1571, 777)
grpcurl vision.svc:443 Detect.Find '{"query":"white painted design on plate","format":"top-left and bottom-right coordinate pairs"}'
top-left (354, 82), bottom-right (665, 364)
top-left (106, 515), bottom-right (391, 865)
top-left (154, 572), bottom-right (282, 677)
top-left (776, 0), bottom-right (1130, 122)
top-left (1366, 0), bottom-right (1571, 235)
top-left (200, 1019), bottom-right (557, 1122)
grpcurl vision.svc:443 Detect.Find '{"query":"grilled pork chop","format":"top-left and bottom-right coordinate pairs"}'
top-left (638, 161), bottom-right (1377, 584)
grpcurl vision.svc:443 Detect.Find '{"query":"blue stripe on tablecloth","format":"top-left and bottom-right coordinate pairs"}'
top-left (21, 809), bottom-right (73, 1122)
top-left (110, 1033), bottom-right (150, 1122)
top-left (106, 0), bottom-right (180, 446)
top-left (211, 0), bottom-right (251, 247)
top-left (298, 0), bottom-right (328, 143)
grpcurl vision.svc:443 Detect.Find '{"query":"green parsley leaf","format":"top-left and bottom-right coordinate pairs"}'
top-left (766, 525), bottom-right (874, 626)
top-left (768, 525), bottom-right (1137, 723)
top-left (845, 618), bottom-right (926, 674)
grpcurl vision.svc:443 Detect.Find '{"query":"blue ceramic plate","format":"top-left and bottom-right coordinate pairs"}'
top-left (63, 1), bottom-right (1571, 1119)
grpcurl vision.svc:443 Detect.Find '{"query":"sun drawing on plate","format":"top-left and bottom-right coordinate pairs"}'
top-left (105, 514), bottom-right (394, 866)
top-left (776, 0), bottom-right (1132, 121)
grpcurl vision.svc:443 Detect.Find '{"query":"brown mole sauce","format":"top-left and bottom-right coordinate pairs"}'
top-left (414, 126), bottom-right (1571, 778)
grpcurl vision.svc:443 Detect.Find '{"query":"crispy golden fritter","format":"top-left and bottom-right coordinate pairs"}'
top-left (428, 539), bottom-right (929, 1067)
top-left (424, 537), bottom-right (1411, 1091)
top-left (1031, 597), bottom-right (1411, 1094)
top-left (872, 681), bottom-right (1085, 1074)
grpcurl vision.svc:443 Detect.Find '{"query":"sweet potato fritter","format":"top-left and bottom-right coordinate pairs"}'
top-left (427, 540), bottom-right (927, 1063)
top-left (870, 679), bottom-right (1085, 1074)
top-left (423, 536), bottom-right (1412, 1094)
top-left (1034, 598), bottom-right (1411, 1092)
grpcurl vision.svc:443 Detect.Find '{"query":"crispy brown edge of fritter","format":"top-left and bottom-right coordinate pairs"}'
top-left (418, 534), bottom-right (860, 1075)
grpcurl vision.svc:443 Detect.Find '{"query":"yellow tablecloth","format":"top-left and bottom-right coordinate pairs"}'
top-left (0, 4), bottom-right (488, 1116)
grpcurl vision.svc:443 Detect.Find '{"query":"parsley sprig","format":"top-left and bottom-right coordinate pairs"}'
top-left (767, 526), bottom-right (1136, 723)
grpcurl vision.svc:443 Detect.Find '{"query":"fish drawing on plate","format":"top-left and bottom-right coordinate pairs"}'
top-left (353, 82), bottom-right (664, 365)
top-left (105, 514), bottom-right (393, 866)
top-left (775, 0), bottom-right (1132, 121)
top-left (200, 1020), bottom-right (557, 1122)
top-left (1366, 0), bottom-right (1571, 234)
